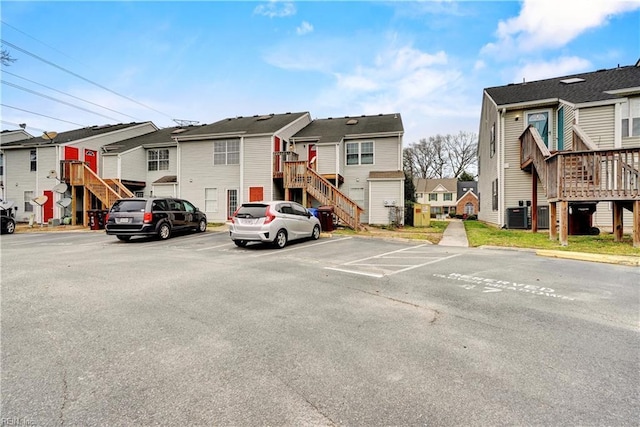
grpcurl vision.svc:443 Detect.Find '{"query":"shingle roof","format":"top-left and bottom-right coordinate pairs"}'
top-left (102, 126), bottom-right (194, 154)
top-left (153, 175), bottom-right (177, 184)
top-left (0, 122), bottom-right (152, 147)
top-left (415, 178), bottom-right (458, 193)
top-left (176, 112), bottom-right (309, 138)
top-left (292, 113), bottom-right (404, 143)
top-left (457, 181), bottom-right (477, 195)
top-left (485, 64), bottom-right (640, 106)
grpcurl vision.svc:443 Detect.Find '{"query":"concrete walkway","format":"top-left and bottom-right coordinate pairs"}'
top-left (438, 219), bottom-right (469, 247)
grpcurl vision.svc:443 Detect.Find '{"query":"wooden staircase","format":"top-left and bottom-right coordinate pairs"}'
top-left (520, 124), bottom-right (640, 247)
top-left (62, 160), bottom-right (134, 209)
top-left (282, 160), bottom-right (364, 229)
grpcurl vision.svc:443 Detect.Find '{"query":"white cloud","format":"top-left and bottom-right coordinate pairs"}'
top-left (512, 56), bottom-right (592, 83)
top-left (482, 0), bottom-right (640, 56)
top-left (296, 21), bottom-right (313, 35)
top-left (473, 60), bottom-right (486, 71)
top-left (253, 1), bottom-right (296, 18)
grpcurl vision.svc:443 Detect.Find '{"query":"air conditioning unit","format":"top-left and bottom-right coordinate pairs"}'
top-left (506, 207), bottom-right (528, 229)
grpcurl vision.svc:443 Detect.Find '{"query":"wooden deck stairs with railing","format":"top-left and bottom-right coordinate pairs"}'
top-left (274, 152), bottom-right (363, 229)
top-left (61, 160), bottom-right (134, 225)
top-left (520, 125), bottom-right (640, 247)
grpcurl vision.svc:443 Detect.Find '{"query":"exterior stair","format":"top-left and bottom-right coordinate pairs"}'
top-left (63, 160), bottom-right (133, 208)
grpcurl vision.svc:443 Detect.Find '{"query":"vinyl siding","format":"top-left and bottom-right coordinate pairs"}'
top-left (102, 155), bottom-right (118, 178)
top-left (121, 148), bottom-right (147, 183)
top-left (560, 103), bottom-right (575, 150)
top-left (578, 105), bottom-right (615, 149)
top-left (317, 144), bottom-right (337, 176)
top-left (145, 147), bottom-right (178, 185)
top-left (477, 93), bottom-right (500, 226)
top-left (243, 135), bottom-right (273, 203)
top-left (368, 180), bottom-right (404, 225)
top-left (179, 140), bottom-right (240, 223)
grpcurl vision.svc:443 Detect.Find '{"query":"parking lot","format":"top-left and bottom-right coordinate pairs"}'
top-left (2, 230), bottom-right (639, 426)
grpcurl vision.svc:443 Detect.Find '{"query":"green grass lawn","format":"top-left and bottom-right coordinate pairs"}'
top-left (464, 220), bottom-right (640, 256)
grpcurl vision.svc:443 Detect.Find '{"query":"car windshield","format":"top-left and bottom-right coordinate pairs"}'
top-left (111, 200), bottom-right (147, 213)
top-left (235, 204), bottom-right (268, 218)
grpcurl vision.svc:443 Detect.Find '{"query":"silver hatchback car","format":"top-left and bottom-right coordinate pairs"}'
top-left (229, 201), bottom-right (321, 248)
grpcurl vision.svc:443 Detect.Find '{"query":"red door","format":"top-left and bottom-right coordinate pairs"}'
top-left (64, 146), bottom-right (79, 160)
top-left (308, 144), bottom-right (317, 169)
top-left (274, 137), bottom-right (281, 173)
top-left (44, 190), bottom-right (54, 222)
top-left (84, 149), bottom-right (97, 173)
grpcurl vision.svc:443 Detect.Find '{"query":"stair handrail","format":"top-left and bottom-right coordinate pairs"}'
top-left (82, 163), bottom-right (123, 207)
top-left (107, 178), bottom-right (135, 198)
top-left (572, 124), bottom-right (599, 151)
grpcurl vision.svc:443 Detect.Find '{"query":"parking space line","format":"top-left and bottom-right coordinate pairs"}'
top-left (384, 253), bottom-right (461, 276)
top-left (343, 244), bottom-right (430, 265)
top-left (324, 267), bottom-right (384, 278)
top-left (196, 243), bottom-right (232, 251)
top-left (252, 236), bottom-right (352, 257)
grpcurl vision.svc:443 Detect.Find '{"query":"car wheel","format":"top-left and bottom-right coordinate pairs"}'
top-left (5, 220), bottom-right (15, 234)
top-left (158, 223), bottom-right (171, 240)
top-left (116, 235), bottom-right (131, 242)
top-left (273, 229), bottom-right (287, 249)
top-left (197, 218), bottom-right (207, 232)
top-left (311, 224), bottom-right (320, 240)
top-left (234, 240), bottom-right (248, 247)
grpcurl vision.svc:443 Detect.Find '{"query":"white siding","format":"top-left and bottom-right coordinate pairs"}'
top-left (578, 105), bottom-right (615, 149)
top-left (317, 144), bottom-right (338, 176)
top-left (560, 103), bottom-right (575, 150)
top-left (243, 135), bottom-right (274, 202)
top-left (121, 148), bottom-right (147, 183)
top-left (477, 93), bottom-right (500, 226)
top-left (146, 147), bottom-right (178, 185)
top-left (101, 155), bottom-right (118, 178)
top-left (368, 180), bottom-right (404, 225)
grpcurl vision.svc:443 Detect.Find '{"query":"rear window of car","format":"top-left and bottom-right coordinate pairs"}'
top-left (235, 204), bottom-right (268, 218)
top-left (111, 200), bottom-right (147, 212)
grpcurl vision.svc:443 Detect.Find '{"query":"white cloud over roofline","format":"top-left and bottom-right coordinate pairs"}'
top-left (482, 0), bottom-right (640, 56)
top-left (254, 1), bottom-right (296, 18)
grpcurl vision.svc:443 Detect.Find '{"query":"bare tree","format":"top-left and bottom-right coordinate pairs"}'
top-left (1, 49), bottom-right (16, 66)
top-left (403, 131), bottom-right (477, 181)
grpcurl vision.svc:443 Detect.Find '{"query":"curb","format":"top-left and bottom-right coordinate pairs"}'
top-left (536, 250), bottom-right (640, 267)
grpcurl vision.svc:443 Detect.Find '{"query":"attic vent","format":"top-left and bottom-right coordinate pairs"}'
top-left (346, 119), bottom-right (359, 125)
top-left (171, 128), bottom-right (188, 134)
top-left (560, 77), bottom-right (585, 84)
top-left (257, 115), bottom-right (273, 121)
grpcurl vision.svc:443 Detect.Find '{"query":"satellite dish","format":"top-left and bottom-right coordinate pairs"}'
top-left (30, 195), bottom-right (49, 206)
top-left (47, 169), bottom-right (58, 179)
top-left (0, 200), bottom-right (15, 210)
top-left (42, 131), bottom-right (58, 141)
top-left (53, 182), bottom-right (68, 194)
top-left (57, 197), bottom-right (72, 208)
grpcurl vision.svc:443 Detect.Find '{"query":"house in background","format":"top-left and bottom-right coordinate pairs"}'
top-left (1, 129), bottom-right (33, 201)
top-left (415, 178), bottom-right (458, 219)
top-left (0, 122), bottom-right (157, 225)
top-left (456, 180), bottom-right (479, 216)
top-left (289, 114), bottom-right (405, 226)
top-left (477, 61), bottom-right (640, 246)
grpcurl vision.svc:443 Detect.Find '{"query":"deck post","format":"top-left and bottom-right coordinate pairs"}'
top-left (549, 202), bottom-right (557, 241)
top-left (284, 188), bottom-right (290, 201)
top-left (634, 200), bottom-right (640, 248)
top-left (559, 201), bottom-right (569, 246)
top-left (531, 168), bottom-right (538, 232)
top-left (612, 201), bottom-right (624, 242)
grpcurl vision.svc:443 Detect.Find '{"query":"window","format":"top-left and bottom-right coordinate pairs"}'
top-left (346, 141), bottom-right (374, 165)
top-left (428, 193), bottom-right (438, 202)
top-left (214, 139), bottom-right (240, 165)
top-left (490, 123), bottom-right (495, 158)
top-left (443, 193), bottom-right (453, 201)
top-left (227, 189), bottom-right (238, 219)
top-left (492, 179), bottom-right (498, 211)
top-left (148, 149), bottom-right (169, 171)
top-left (30, 149), bottom-right (37, 172)
top-left (24, 191), bottom-right (34, 212)
top-left (622, 99), bottom-right (640, 137)
top-left (465, 202), bottom-right (474, 215)
top-left (204, 188), bottom-right (218, 212)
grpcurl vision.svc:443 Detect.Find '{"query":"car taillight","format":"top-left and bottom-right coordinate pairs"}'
top-left (104, 213), bottom-right (109, 222)
top-left (143, 212), bottom-right (153, 223)
top-left (230, 207), bottom-right (241, 224)
top-left (264, 207), bottom-right (276, 224)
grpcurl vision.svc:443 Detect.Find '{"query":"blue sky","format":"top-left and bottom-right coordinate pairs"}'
top-left (1, 1), bottom-right (639, 145)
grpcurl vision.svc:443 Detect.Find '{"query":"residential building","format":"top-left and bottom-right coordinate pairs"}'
top-left (477, 61), bottom-right (640, 246)
top-left (415, 178), bottom-right (458, 219)
top-left (456, 180), bottom-right (479, 216)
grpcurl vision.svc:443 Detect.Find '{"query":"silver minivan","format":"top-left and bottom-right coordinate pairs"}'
top-left (229, 201), bottom-right (321, 248)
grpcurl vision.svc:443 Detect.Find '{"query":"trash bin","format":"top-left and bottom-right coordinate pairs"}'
top-left (317, 205), bottom-right (334, 232)
top-left (88, 210), bottom-right (100, 230)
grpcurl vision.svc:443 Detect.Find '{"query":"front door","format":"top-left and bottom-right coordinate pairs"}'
top-left (227, 189), bottom-right (238, 220)
top-left (527, 112), bottom-right (550, 147)
top-left (84, 149), bottom-right (98, 173)
top-left (308, 144), bottom-right (317, 169)
top-left (44, 190), bottom-right (54, 222)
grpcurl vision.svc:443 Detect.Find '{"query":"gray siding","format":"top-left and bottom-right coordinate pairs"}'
top-left (477, 93), bottom-right (500, 226)
top-left (243, 135), bottom-right (274, 203)
top-left (560, 102), bottom-right (575, 150)
top-left (121, 148), bottom-right (147, 183)
top-left (578, 105), bottom-right (615, 149)
top-left (317, 144), bottom-right (338, 176)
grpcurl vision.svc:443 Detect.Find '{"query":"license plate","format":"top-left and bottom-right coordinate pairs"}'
top-left (241, 218), bottom-right (258, 225)
top-left (117, 217), bottom-right (131, 224)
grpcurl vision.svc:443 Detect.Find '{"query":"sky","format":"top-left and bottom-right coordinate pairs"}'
top-left (1, 0), bottom-right (639, 146)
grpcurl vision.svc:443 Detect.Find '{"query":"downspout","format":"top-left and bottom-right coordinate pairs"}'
top-left (239, 136), bottom-right (245, 205)
top-left (499, 108), bottom-right (506, 227)
top-left (174, 137), bottom-right (180, 198)
top-left (335, 143), bottom-right (340, 185)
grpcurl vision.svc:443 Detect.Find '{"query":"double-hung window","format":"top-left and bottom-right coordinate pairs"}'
top-left (622, 99), bottom-right (640, 137)
top-left (443, 193), bottom-right (453, 201)
top-left (346, 141), bottom-right (374, 165)
top-left (148, 149), bottom-right (169, 171)
top-left (214, 139), bottom-right (240, 165)
top-left (428, 193), bottom-right (438, 202)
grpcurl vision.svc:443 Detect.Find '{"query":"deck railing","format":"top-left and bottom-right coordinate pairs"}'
top-left (520, 125), bottom-right (551, 191)
top-left (283, 160), bottom-right (363, 229)
top-left (273, 151), bottom-right (299, 178)
top-left (61, 160), bottom-right (127, 207)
